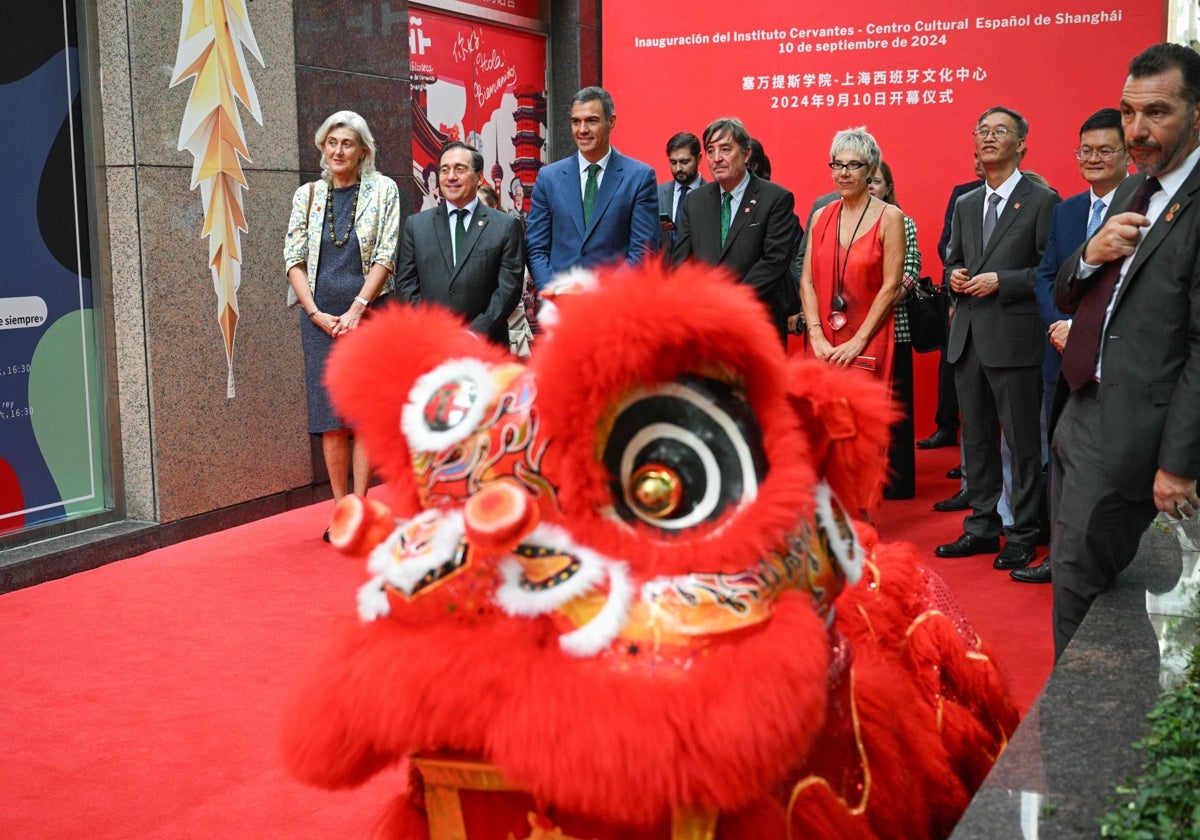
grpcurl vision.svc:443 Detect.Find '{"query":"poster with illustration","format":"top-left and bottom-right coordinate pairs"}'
top-left (409, 8), bottom-right (547, 219)
top-left (0, 5), bottom-right (106, 534)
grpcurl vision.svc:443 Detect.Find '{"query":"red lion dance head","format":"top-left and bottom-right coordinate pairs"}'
top-left (280, 262), bottom-right (1017, 839)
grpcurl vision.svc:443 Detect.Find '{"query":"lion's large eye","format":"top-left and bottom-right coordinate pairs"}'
top-left (602, 376), bottom-right (767, 531)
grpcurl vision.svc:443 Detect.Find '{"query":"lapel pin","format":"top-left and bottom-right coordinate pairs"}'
top-left (743, 207), bottom-right (751, 214)
top-left (750, 199), bottom-right (757, 205)
top-left (1166, 203), bottom-right (1180, 222)
top-left (477, 220), bottom-right (485, 226)
top-left (1012, 202), bottom-right (1022, 210)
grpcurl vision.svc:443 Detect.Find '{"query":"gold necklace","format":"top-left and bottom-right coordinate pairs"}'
top-left (327, 183), bottom-right (360, 248)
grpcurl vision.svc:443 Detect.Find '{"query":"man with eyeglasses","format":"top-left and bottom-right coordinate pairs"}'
top-left (935, 107), bottom-right (1060, 574)
top-left (1049, 43), bottom-right (1200, 657)
top-left (395, 141), bottom-right (525, 346)
top-left (1011, 108), bottom-right (1130, 584)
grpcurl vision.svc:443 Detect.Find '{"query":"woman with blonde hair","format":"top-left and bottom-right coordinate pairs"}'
top-left (284, 110), bottom-right (400, 538)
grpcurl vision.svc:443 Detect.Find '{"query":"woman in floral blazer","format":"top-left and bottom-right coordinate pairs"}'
top-left (284, 110), bottom-right (400, 538)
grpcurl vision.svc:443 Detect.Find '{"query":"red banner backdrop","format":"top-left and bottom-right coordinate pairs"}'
top-left (409, 9), bottom-right (547, 216)
top-left (603, 1), bottom-right (1164, 433)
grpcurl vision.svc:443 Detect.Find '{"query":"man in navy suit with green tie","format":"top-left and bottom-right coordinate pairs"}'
top-left (525, 87), bottom-right (658, 291)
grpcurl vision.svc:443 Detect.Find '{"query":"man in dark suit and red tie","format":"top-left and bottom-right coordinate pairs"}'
top-left (395, 141), bottom-right (525, 347)
top-left (934, 106), bottom-right (1060, 571)
top-left (672, 116), bottom-right (798, 348)
top-left (1050, 43), bottom-right (1200, 657)
top-left (525, 86), bottom-right (658, 291)
top-left (1011, 108), bottom-right (1130, 584)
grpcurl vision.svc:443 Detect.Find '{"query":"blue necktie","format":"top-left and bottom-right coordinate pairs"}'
top-left (1086, 198), bottom-right (1105, 238)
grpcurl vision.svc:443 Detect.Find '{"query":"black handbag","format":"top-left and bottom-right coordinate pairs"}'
top-left (905, 276), bottom-right (949, 353)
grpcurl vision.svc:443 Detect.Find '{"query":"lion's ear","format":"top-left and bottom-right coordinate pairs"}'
top-left (784, 357), bottom-right (897, 513)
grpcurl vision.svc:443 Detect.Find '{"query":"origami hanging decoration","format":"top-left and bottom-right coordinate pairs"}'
top-left (170, 0), bottom-right (263, 397)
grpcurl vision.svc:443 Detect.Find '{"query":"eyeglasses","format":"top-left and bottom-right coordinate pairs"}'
top-left (828, 161), bottom-right (867, 171)
top-left (1074, 146), bottom-right (1126, 161)
top-left (438, 164), bottom-right (474, 176)
top-left (972, 127), bottom-right (1015, 140)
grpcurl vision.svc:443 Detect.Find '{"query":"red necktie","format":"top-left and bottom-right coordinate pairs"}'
top-left (1060, 177), bottom-right (1160, 391)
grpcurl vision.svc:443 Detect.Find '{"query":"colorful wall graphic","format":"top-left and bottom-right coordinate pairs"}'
top-left (0, 5), bottom-right (105, 533)
top-left (409, 8), bottom-right (547, 218)
top-left (170, 0), bottom-right (264, 399)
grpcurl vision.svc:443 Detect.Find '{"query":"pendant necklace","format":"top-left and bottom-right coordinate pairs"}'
top-left (328, 182), bottom-right (360, 247)
top-left (829, 196), bottom-right (871, 331)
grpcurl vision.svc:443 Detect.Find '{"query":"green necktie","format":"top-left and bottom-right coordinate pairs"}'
top-left (583, 163), bottom-right (600, 227)
top-left (720, 192), bottom-right (733, 246)
top-left (453, 208), bottom-right (468, 265)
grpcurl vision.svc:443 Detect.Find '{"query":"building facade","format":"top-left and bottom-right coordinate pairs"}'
top-left (0, 0), bottom-right (600, 590)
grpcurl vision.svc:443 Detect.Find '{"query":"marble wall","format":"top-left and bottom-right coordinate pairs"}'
top-left (88, 0), bottom-right (586, 527)
top-left (97, 0), bottom-right (312, 522)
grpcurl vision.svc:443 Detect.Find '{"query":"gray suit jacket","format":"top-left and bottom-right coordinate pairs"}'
top-left (395, 202), bottom-right (525, 346)
top-left (1054, 169), bottom-right (1200, 498)
top-left (944, 175), bottom-right (1059, 366)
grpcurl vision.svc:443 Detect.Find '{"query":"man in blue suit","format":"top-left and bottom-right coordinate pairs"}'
top-left (525, 87), bottom-right (659, 291)
top-left (1012, 109), bottom-right (1130, 583)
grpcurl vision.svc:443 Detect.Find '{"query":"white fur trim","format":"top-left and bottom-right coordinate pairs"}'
top-left (814, 481), bottom-right (863, 584)
top-left (357, 577), bottom-right (391, 621)
top-left (559, 561), bottom-right (633, 657)
top-left (544, 266), bottom-right (598, 296)
top-left (401, 358), bottom-right (496, 453)
top-left (493, 523), bottom-right (633, 657)
top-left (494, 524), bottom-right (608, 614)
top-left (367, 509), bottom-right (466, 595)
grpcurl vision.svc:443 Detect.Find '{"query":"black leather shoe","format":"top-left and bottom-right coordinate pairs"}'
top-left (935, 533), bottom-right (1001, 558)
top-left (917, 428), bottom-right (958, 449)
top-left (946, 465), bottom-right (963, 479)
top-left (933, 488), bottom-right (970, 512)
top-left (1010, 558), bottom-right (1051, 583)
top-left (993, 542), bottom-right (1036, 570)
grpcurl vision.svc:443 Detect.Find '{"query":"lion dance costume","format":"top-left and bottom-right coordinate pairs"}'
top-left (280, 262), bottom-right (1018, 839)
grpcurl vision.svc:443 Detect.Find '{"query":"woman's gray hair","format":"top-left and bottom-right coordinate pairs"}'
top-left (829, 126), bottom-right (881, 172)
top-left (314, 110), bottom-right (377, 180)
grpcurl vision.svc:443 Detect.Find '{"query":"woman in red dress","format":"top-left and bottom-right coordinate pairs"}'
top-left (799, 127), bottom-right (905, 510)
top-left (799, 127), bottom-right (905, 381)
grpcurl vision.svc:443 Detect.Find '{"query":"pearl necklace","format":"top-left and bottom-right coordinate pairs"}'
top-left (327, 182), bottom-right (360, 248)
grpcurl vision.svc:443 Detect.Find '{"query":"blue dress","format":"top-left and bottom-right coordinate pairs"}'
top-left (301, 184), bottom-right (364, 433)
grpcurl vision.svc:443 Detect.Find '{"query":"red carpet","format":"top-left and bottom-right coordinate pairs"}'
top-left (0, 456), bottom-right (1052, 838)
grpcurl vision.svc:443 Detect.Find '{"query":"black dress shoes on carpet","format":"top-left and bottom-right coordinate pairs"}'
top-left (933, 488), bottom-right (970, 512)
top-left (1011, 559), bottom-right (1051, 583)
top-left (917, 428), bottom-right (958, 449)
top-left (935, 533), bottom-right (1001, 558)
top-left (993, 542), bottom-right (1035, 570)
top-left (946, 465), bottom-right (963, 479)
